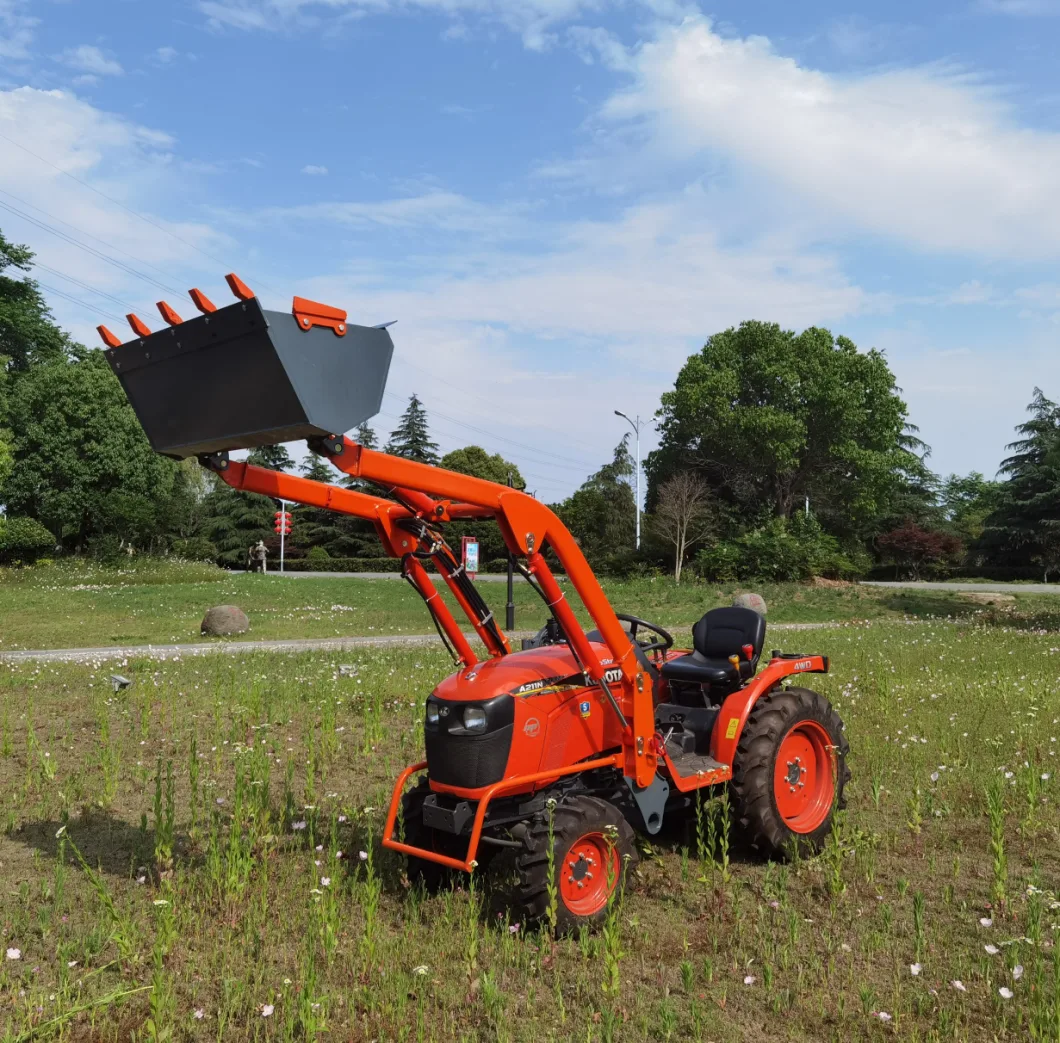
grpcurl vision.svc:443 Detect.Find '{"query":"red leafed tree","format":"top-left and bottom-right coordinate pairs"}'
top-left (877, 519), bottom-right (961, 580)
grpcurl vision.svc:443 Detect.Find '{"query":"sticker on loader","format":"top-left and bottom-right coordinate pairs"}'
top-left (725, 717), bottom-right (739, 739)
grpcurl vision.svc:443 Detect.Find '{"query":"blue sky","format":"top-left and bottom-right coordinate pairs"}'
top-left (1, 0), bottom-right (1059, 500)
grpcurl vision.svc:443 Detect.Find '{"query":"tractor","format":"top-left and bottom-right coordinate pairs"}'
top-left (99, 276), bottom-right (850, 931)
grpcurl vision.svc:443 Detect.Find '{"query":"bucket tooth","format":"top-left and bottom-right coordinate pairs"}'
top-left (225, 273), bottom-right (255, 301)
top-left (157, 300), bottom-right (183, 326)
top-left (127, 313), bottom-right (151, 338)
top-left (189, 288), bottom-right (218, 314)
top-left (97, 324), bottom-right (122, 349)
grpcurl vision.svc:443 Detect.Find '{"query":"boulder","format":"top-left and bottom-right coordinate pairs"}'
top-left (957, 591), bottom-right (1016, 607)
top-left (732, 591), bottom-right (767, 617)
top-left (201, 605), bottom-right (250, 636)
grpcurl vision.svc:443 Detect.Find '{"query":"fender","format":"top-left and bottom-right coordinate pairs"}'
top-left (710, 654), bottom-right (829, 766)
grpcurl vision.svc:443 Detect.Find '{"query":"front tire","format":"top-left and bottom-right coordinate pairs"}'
top-left (514, 795), bottom-right (638, 934)
top-left (730, 686), bottom-right (850, 858)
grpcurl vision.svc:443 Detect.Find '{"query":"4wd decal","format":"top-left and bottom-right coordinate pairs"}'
top-left (793, 660), bottom-right (813, 672)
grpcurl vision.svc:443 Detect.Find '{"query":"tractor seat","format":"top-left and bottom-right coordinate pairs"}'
top-left (661, 607), bottom-right (766, 687)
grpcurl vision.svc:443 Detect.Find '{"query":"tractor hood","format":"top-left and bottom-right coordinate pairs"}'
top-left (432, 643), bottom-right (613, 703)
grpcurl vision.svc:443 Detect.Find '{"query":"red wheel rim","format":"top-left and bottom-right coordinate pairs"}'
top-left (559, 832), bottom-right (619, 916)
top-left (773, 720), bottom-right (836, 833)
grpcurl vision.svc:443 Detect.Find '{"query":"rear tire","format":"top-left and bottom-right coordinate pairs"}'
top-left (514, 795), bottom-right (638, 934)
top-left (730, 686), bottom-right (850, 858)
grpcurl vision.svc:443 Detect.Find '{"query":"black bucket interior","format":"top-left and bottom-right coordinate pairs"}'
top-left (107, 298), bottom-right (393, 458)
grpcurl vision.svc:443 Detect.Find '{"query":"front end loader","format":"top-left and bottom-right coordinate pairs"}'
top-left (100, 277), bottom-right (850, 931)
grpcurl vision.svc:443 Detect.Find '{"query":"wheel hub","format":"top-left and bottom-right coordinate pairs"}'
top-left (560, 834), bottom-right (614, 914)
top-left (773, 720), bottom-right (836, 834)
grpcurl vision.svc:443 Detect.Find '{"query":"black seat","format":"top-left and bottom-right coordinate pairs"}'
top-left (661, 607), bottom-right (766, 688)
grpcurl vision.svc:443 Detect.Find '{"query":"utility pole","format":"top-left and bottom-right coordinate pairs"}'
top-left (505, 471), bottom-right (515, 631)
top-left (614, 410), bottom-right (641, 550)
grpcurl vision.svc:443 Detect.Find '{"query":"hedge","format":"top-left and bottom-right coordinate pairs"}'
top-left (0, 516), bottom-right (55, 564)
top-left (267, 556), bottom-right (527, 575)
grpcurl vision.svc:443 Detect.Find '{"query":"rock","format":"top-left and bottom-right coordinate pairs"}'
top-left (201, 605), bottom-right (250, 636)
top-left (732, 591), bottom-right (767, 617)
top-left (957, 591), bottom-right (1016, 607)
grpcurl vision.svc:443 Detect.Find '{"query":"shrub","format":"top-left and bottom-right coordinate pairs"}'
top-left (171, 537), bottom-right (218, 562)
top-left (306, 546), bottom-right (331, 562)
top-left (694, 515), bottom-right (868, 582)
top-left (0, 516), bottom-right (55, 564)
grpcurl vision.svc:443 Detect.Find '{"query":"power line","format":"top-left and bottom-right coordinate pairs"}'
top-left (35, 281), bottom-right (126, 324)
top-left (0, 129), bottom-right (281, 296)
top-left (0, 197), bottom-right (191, 302)
top-left (0, 187), bottom-right (200, 302)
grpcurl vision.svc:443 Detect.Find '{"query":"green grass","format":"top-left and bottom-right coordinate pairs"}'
top-left (1, 619), bottom-right (1058, 1040)
top-left (4, 559), bottom-right (1060, 651)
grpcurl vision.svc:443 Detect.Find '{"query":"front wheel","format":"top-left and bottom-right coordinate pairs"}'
top-left (730, 687), bottom-right (850, 858)
top-left (514, 795), bottom-right (638, 934)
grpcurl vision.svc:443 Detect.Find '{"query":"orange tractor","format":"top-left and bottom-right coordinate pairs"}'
top-left (100, 277), bottom-right (850, 931)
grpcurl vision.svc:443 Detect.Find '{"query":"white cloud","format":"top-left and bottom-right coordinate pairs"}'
top-left (56, 44), bottom-right (123, 76)
top-left (198, 0), bottom-right (607, 49)
top-left (0, 87), bottom-right (227, 346)
top-left (153, 46), bottom-right (179, 64)
top-left (300, 163), bottom-right (328, 175)
top-left (976, 0), bottom-right (1060, 13)
top-left (592, 18), bottom-right (1060, 261)
top-left (0, 0), bottom-right (35, 61)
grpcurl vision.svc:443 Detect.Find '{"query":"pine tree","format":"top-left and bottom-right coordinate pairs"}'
top-left (247, 444), bottom-right (295, 472)
top-left (354, 421), bottom-right (378, 450)
top-left (301, 454), bottom-right (336, 484)
top-left (385, 395), bottom-right (439, 465)
top-left (982, 388), bottom-right (1060, 578)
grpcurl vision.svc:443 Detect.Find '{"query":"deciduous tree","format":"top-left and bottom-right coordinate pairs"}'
top-left (651, 473), bottom-right (715, 583)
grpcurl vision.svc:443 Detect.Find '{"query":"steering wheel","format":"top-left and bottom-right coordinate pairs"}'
top-left (614, 613), bottom-right (674, 657)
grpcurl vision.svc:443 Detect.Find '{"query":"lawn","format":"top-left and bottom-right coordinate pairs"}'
top-left (3, 559), bottom-right (1060, 651)
top-left (1, 618), bottom-right (1057, 1040)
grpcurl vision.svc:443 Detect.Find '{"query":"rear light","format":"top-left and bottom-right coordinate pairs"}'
top-left (463, 707), bottom-right (487, 733)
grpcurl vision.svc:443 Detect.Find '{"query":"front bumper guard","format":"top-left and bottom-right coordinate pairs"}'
top-left (381, 753), bottom-right (624, 873)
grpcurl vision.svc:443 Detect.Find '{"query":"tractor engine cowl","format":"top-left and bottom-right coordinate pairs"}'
top-left (424, 693), bottom-right (515, 789)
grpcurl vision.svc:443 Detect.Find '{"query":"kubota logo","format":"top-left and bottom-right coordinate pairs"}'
top-left (602, 667), bottom-right (622, 685)
top-left (523, 718), bottom-right (541, 738)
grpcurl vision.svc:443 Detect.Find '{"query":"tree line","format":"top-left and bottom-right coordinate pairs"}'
top-left (0, 226), bottom-right (1056, 581)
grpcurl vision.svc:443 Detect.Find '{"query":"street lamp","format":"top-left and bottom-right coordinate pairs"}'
top-left (614, 410), bottom-right (641, 550)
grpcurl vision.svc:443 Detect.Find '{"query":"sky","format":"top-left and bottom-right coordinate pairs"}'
top-left (1, 0), bottom-right (1059, 502)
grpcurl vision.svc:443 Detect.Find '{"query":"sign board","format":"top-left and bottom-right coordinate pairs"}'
top-left (461, 536), bottom-right (480, 577)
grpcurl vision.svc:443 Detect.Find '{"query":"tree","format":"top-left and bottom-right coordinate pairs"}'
top-left (353, 421), bottom-right (378, 450)
top-left (939, 471), bottom-right (1001, 549)
top-left (556, 436), bottom-right (636, 569)
top-left (200, 481), bottom-right (276, 567)
top-left (877, 519), bottom-right (961, 580)
top-left (247, 443), bottom-right (295, 472)
top-left (440, 445), bottom-right (525, 488)
top-left (386, 394), bottom-right (439, 465)
top-left (648, 322), bottom-right (916, 535)
top-left (982, 389), bottom-right (1060, 578)
top-left (651, 473), bottom-right (715, 583)
top-left (1, 230), bottom-right (68, 375)
top-left (3, 348), bottom-right (177, 551)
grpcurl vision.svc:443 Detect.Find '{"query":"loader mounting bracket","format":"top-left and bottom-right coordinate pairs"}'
top-left (623, 774), bottom-right (669, 835)
top-left (198, 451), bottom-right (231, 473)
top-left (308, 434), bottom-right (345, 457)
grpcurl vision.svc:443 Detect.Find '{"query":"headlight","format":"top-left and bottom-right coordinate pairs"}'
top-left (426, 702), bottom-right (440, 725)
top-left (462, 707), bottom-right (487, 733)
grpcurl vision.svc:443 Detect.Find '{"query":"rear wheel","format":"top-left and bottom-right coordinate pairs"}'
top-left (730, 687), bottom-right (849, 858)
top-left (514, 795), bottom-right (638, 934)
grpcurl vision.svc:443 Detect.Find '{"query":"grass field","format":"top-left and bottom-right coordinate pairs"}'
top-left (1, 616), bottom-right (1058, 1041)
top-left (3, 559), bottom-right (1060, 651)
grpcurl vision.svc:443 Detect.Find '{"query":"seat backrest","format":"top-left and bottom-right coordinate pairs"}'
top-left (691, 606), bottom-right (766, 662)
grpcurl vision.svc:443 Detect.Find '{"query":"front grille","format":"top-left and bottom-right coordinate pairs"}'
top-left (426, 725), bottom-right (514, 788)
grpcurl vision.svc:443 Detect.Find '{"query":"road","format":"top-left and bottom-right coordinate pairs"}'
top-left (862, 580), bottom-right (1060, 594)
top-left (0, 622), bottom-right (835, 664)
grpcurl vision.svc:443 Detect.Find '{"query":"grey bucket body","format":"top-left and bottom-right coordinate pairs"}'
top-left (106, 297), bottom-right (393, 459)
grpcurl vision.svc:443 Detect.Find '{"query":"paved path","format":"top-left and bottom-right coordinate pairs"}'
top-left (863, 580), bottom-right (1060, 594)
top-left (0, 621), bottom-right (836, 664)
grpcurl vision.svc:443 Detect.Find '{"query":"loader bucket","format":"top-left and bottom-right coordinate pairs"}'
top-left (104, 292), bottom-right (393, 459)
